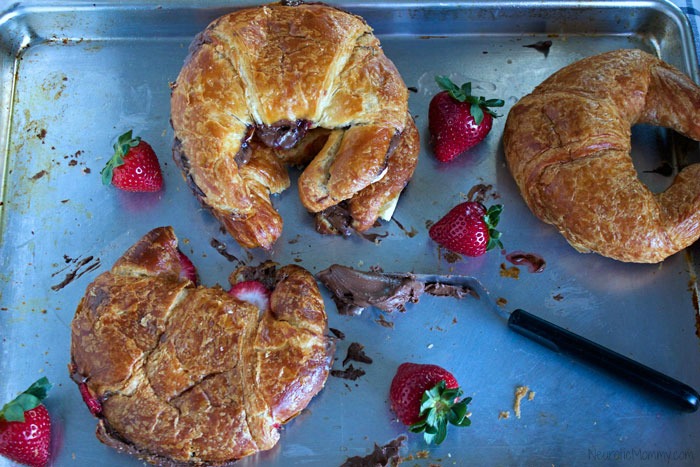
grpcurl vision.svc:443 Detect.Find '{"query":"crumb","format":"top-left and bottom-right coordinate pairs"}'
top-left (496, 297), bottom-right (508, 307)
top-left (375, 315), bottom-right (394, 328)
top-left (329, 328), bottom-right (346, 340)
top-left (528, 390), bottom-right (535, 401)
top-left (514, 385), bottom-right (529, 418)
top-left (330, 364), bottom-right (366, 381)
top-left (342, 342), bottom-right (373, 366)
top-left (499, 263), bottom-right (520, 279)
top-left (498, 410), bottom-right (510, 419)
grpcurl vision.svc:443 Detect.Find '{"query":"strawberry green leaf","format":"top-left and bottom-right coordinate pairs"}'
top-left (101, 130), bottom-right (141, 186)
top-left (408, 380), bottom-right (472, 445)
top-left (435, 75), bottom-right (504, 122)
top-left (470, 103), bottom-right (485, 125)
top-left (435, 75), bottom-right (463, 100)
top-left (460, 82), bottom-right (472, 98)
top-left (484, 98), bottom-right (505, 107)
top-left (484, 204), bottom-right (504, 251)
top-left (0, 377), bottom-right (52, 423)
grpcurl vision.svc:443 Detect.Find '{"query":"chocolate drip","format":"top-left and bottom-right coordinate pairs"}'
top-left (256, 119), bottom-right (311, 150)
top-left (234, 126), bottom-right (255, 166)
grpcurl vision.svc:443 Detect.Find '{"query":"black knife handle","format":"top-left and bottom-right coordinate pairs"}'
top-left (508, 309), bottom-right (699, 412)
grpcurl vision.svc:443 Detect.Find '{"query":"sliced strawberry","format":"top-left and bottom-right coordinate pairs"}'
top-left (228, 280), bottom-right (271, 312)
top-left (177, 250), bottom-right (198, 285)
top-left (0, 377), bottom-right (52, 467)
top-left (78, 382), bottom-right (102, 417)
top-left (389, 363), bottom-right (471, 445)
top-left (101, 130), bottom-right (163, 192)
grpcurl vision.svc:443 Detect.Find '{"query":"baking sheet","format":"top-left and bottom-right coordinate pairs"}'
top-left (1, 0), bottom-right (699, 465)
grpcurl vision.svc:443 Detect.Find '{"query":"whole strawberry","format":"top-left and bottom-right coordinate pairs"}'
top-left (428, 76), bottom-right (504, 162)
top-left (429, 201), bottom-right (503, 257)
top-left (389, 363), bottom-right (471, 445)
top-left (0, 377), bottom-right (52, 467)
top-left (101, 130), bottom-right (163, 192)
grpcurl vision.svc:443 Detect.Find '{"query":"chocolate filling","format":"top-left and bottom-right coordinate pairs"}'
top-left (317, 264), bottom-right (477, 315)
top-left (316, 264), bottom-right (425, 315)
top-left (256, 119), bottom-right (311, 150)
top-left (316, 203), bottom-right (354, 237)
top-left (234, 126), bottom-right (255, 166)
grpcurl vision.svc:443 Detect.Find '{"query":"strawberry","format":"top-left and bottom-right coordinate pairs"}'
top-left (177, 250), bottom-right (198, 285)
top-left (389, 363), bottom-right (471, 445)
top-left (77, 382), bottom-right (102, 417)
top-left (428, 76), bottom-right (504, 162)
top-left (429, 201), bottom-right (503, 257)
top-left (101, 130), bottom-right (163, 192)
top-left (0, 377), bottom-right (52, 467)
top-left (228, 280), bottom-right (271, 312)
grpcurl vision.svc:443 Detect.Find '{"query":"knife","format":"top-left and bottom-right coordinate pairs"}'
top-left (317, 265), bottom-right (700, 412)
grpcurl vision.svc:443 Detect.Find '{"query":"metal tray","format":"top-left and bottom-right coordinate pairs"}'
top-left (2, 1), bottom-right (699, 465)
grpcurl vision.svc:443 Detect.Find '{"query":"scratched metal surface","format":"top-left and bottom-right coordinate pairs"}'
top-left (1, 1), bottom-right (699, 466)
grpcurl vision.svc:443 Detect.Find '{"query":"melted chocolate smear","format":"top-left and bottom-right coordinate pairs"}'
top-left (340, 435), bottom-right (407, 467)
top-left (644, 161), bottom-right (674, 177)
top-left (210, 238), bottom-right (241, 263)
top-left (256, 119), bottom-right (310, 150)
top-left (317, 205), bottom-right (389, 243)
top-left (31, 170), bottom-right (47, 180)
top-left (329, 328), bottom-right (346, 340)
top-left (330, 364), bottom-right (366, 381)
top-left (51, 255), bottom-right (101, 291)
top-left (425, 282), bottom-right (478, 299)
top-left (317, 204), bottom-right (354, 237)
top-left (234, 143), bottom-right (252, 166)
top-left (467, 183), bottom-right (493, 203)
top-left (392, 217), bottom-right (418, 238)
top-left (524, 40), bottom-right (552, 57)
top-left (342, 342), bottom-right (373, 366)
top-left (376, 315), bottom-right (395, 328)
top-left (505, 251), bottom-right (546, 273)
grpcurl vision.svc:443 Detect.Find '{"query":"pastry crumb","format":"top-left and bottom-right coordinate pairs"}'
top-left (514, 385), bottom-right (529, 418)
top-left (498, 410), bottom-right (510, 419)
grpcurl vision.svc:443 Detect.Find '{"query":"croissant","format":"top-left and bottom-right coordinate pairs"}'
top-left (503, 49), bottom-right (700, 263)
top-left (170, 1), bottom-right (419, 249)
top-left (69, 227), bottom-right (333, 464)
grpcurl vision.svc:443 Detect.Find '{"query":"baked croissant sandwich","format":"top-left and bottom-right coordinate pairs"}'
top-left (504, 49), bottom-right (700, 263)
top-left (69, 226), bottom-right (334, 465)
top-left (171, 1), bottom-right (419, 249)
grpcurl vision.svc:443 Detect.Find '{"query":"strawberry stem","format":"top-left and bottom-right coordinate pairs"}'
top-left (101, 130), bottom-right (141, 186)
top-left (0, 377), bottom-right (52, 423)
top-left (408, 380), bottom-right (472, 445)
top-left (435, 75), bottom-right (505, 124)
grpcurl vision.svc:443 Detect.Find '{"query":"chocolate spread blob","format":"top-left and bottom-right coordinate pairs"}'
top-left (316, 264), bottom-right (477, 316)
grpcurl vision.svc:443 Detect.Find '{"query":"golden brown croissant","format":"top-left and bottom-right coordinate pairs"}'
top-left (69, 226), bottom-right (333, 465)
top-left (170, 1), bottom-right (419, 249)
top-left (503, 49), bottom-right (700, 263)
